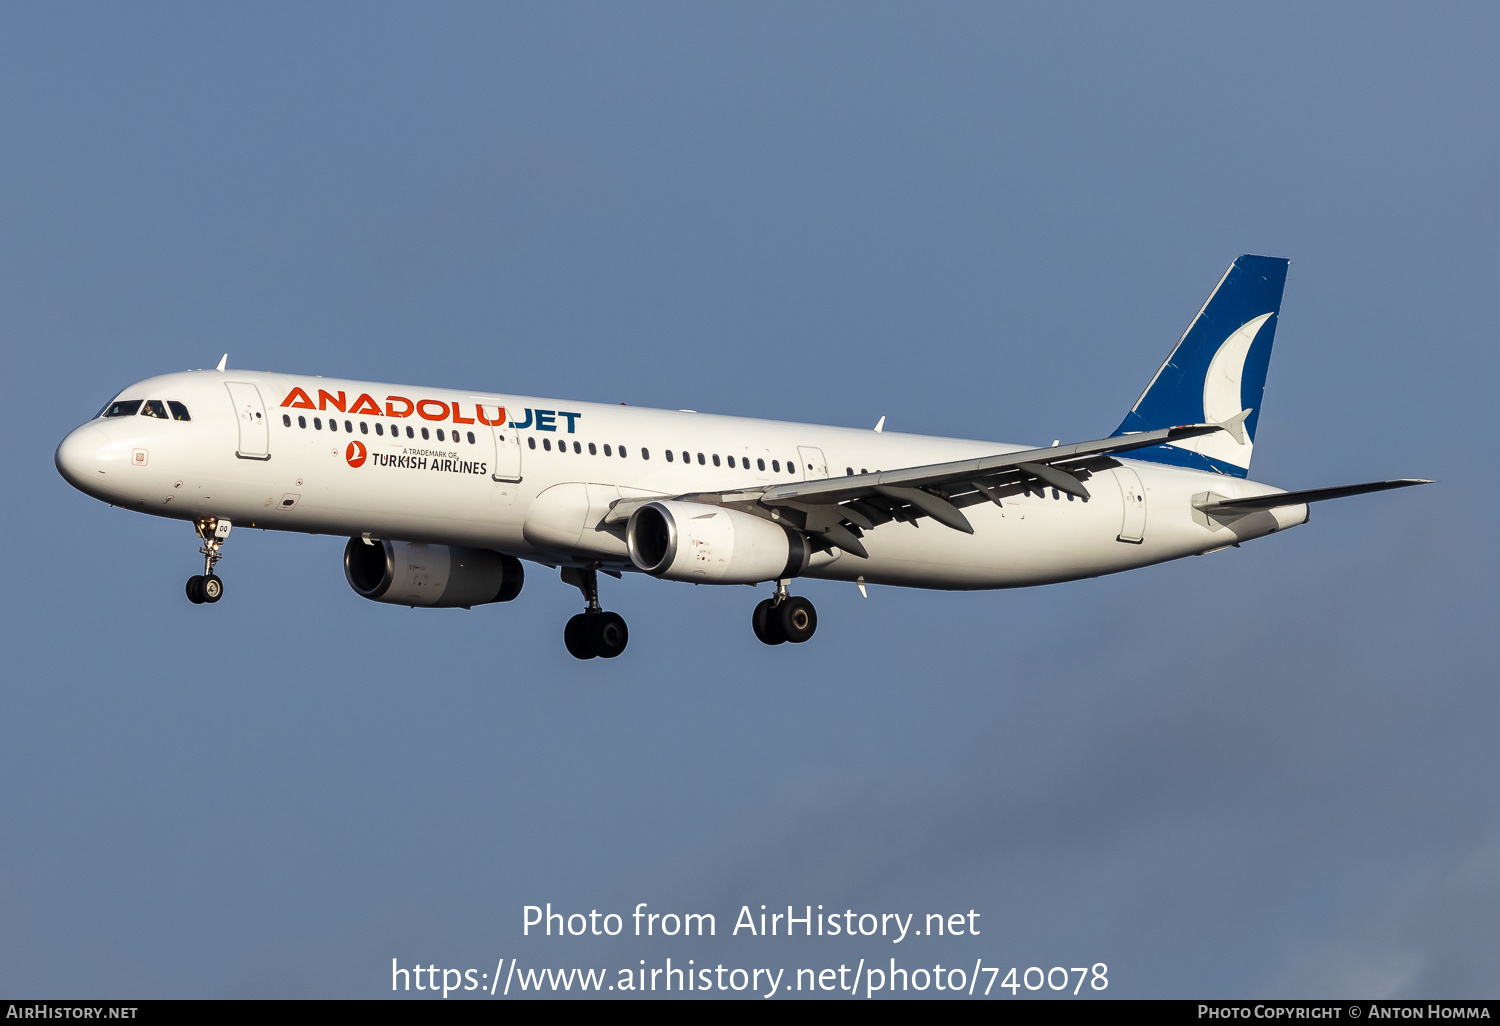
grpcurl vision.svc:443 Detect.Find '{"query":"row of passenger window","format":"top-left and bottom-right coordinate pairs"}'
top-left (98, 400), bottom-right (841, 480)
top-left (283, 411), bottom-right (804, 474)
top-left (283, 413), bottom-right (477, 444)
top-left (524, 435), bottom-right (799, 473)
top-left (101, 399), bottom-right (191, 421)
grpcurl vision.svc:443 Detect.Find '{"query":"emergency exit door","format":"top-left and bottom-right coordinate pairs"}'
top-left (796, 446), bottom-right (828, 481)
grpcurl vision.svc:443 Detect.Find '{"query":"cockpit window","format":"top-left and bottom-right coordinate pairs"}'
top-left (167, 401), bottom-right (191, 421)
top-left (141, 400), bottom-right (169, 419)
top-left (103, 399), bottom-right (142, 418)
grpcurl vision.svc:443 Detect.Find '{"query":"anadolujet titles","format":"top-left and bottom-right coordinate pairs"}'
top-left (56, 256), bottom-right (1427, 659)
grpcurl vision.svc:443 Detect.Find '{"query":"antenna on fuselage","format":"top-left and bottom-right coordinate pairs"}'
top-left (216, 354), bottom-right (227, 372)
top-left (873, 416), bottom-right (885, 433)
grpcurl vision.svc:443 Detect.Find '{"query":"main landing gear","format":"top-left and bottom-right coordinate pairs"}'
top-left (561, 566), bottom-right (628, 660)
top-left (186, 517), bottom-right (230, 605)
top-left (752, 579), bottom-right (817, 646)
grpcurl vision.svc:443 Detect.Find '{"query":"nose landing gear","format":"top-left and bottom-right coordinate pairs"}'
top-left (561, 565), bottom-right (629, 659)
top-left (752, 579), bottom-right (817, 645)
top-left (186, 518), bottom-right (230, 605)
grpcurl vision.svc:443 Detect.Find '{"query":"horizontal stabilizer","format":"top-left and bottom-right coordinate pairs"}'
top-left (1195, 478), bottom-right (1431, 514)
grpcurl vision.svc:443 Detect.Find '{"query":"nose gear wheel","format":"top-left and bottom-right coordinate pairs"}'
top-left (186, 519), bottom-right (230, 606)
top-left (186, 573), bottom-right (224, 605)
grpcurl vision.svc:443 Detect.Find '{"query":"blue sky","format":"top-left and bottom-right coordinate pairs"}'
top-left (1, 3), bottom-right (1495, 998)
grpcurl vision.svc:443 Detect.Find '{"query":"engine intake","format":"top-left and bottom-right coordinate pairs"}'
top-left (626, 501), bottom-right (808, 583)
top-left (344, 538), bottom-right (524, 607)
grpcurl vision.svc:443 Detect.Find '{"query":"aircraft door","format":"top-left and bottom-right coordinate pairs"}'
top-left (796, 446), bottom-right (828, 481)
top-left (1113, 467), bottom-right (1147, 543)
top-left (490, 414), bottom-right (522, 483)
top-left (225, 382), bottom-right (270, 460)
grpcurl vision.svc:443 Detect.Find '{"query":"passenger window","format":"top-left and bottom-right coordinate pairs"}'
top-left (345, 420), bottom-right (352, 433)
top-left (573, 441), bottom-right (581, 454)
top-left (375, 423), bottom-right (383, 435)
top-left (712, 454), bottom-right (720, 466)
top-left (141, 400), bottom-right (168, 419)
top-left (846, 467), bottom-right (853, 476)
top-left (641, 448), bottom-right (649, 460)
top-left (436, 429), bottom-right (445, 441)
top-left (360, 422), bottom-right (368, 434)
top-left (602, 444), bottom-right (611, 456)
top-left (682, 451), bottom-right (689, 463)
top-left (757, 458), bottom-right (765, 471)
top-left (103, 400), bottom-right (142, 418)
top-left (619, 444), bottom-right (627, 458)
top-left (528, 436), bottom-right (536, 449)
top-left (314, 417), bottom-right (323, 430)
top-left (330, 419), bottom-right (338, 432)
top-left (298, 416), bottom-right (307, 429)
top-left (283, 414), bottom-right (292, 427)
top-left (588, 443), bottom-right (597, 455)
top-left (771, 460), bottom-right (779, 472)
top-left (467, 432), bottom-right (475, 444)
top-left (788, 462), bottom-right (796, 474)
top-left (861, 468), bottom-right (867, 474)
top-left (665, 450), bottom-right (673, 462)
top-left (726, 455), bottom-right (735, 468)
top-left (406, 426), bottom-right (414, 438)
top-left (697, 453), bottom-right (705, 465)
top-left (168, 401), bottom-right (191, 421)
top-left (421, 428), bottom-right (429, 440)
top-left (543, 438), bottom-right (551, 451)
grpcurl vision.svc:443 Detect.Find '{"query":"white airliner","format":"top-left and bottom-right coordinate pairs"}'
top-left (56, 256), bottom-right (1425, 659)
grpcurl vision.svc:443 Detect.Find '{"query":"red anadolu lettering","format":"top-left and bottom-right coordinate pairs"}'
top-left (280, 387), bottom-right (509, 428)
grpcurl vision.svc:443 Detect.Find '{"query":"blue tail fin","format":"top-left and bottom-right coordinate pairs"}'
top-left (1112, 255), bottom-right (1289, 478)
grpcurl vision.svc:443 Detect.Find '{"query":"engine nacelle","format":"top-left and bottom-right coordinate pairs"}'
top-left (343, 538), bottom-right (524, 607)
top-left (626, 501), bottom-right (809, 584)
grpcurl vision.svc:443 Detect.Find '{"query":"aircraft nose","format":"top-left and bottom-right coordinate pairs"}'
top-left (55, 422), bottom-right (113, 492)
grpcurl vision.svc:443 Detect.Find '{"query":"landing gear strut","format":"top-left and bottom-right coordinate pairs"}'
top-left (561, 565), bottom-right (628, 660)
top-left (752, 579), bottom-right (817, 645)
top-left (186, 518), bottom-right (230, 605)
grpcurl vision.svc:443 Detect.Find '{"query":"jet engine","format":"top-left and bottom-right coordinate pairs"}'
top-left (343, 538), bottom-right (524, 607)
top-left (626, 501), bottom-right (809, 584)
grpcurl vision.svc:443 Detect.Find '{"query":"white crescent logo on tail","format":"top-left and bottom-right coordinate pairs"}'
top-left (1203, 312), bottom-right (1272, 425)
top-left (1170, 312), bottom-right (1273, 469)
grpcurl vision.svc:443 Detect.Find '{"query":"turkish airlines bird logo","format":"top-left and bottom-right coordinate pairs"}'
top-left (345, 440), bottom-right (367, 468)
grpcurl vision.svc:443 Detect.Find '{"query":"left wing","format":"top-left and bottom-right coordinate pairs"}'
top-left (608, 423), bottom-right (1222, 558)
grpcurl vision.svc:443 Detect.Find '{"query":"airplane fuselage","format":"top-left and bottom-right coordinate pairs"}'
top-left (56, 369), bottom-right (1307, 592)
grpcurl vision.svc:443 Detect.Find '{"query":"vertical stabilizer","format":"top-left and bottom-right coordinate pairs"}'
top-left (1112, 255), bottom-right (1288, 477)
